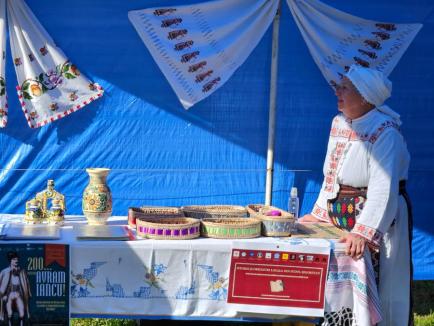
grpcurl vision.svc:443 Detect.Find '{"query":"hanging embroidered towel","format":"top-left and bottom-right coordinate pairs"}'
top-left (0, 0), bottom-right (6, 127)
top-left (7, 0), bottom-right (103, 128)
top-left (287, 0), bottom-right (422, 88)
top-left (128, 0), bottom-right (278, 109)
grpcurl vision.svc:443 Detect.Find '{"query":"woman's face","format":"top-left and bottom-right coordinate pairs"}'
top-left (335, 77), bottom-right (365, 117)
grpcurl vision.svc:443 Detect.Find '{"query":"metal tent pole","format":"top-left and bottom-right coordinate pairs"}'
top-left (265, 0), bottom-right (281, 205)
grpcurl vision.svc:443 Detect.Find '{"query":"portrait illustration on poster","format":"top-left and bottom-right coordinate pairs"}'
top-left (0, 251), bottom-right (31, 325)
top-left (0, 244), bottom-right (69, 326)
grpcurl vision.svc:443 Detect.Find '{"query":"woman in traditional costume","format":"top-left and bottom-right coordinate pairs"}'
top-left (300, 65), bottom-right (412, 326)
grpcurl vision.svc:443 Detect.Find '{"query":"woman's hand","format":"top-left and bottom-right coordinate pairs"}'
top-left (339, 233), bottom-right (366, 260)
top-left (298, 214), bottom-right (322, 223)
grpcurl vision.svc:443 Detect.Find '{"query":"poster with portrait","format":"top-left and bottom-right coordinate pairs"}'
top-left (0, 243), bottom-right (69, 325)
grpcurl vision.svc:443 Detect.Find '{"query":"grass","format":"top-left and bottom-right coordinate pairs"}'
top-left (72, 319), bottom-right (137, 326)
top-left (71, 281), bottom-right (434, 326)
top-left (415, 314), bottom-right (434, 326)
top-left (414, 281), bottom-right (434, 326)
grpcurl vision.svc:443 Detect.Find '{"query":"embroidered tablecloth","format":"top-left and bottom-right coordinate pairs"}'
top-left (0, 215), bottom-right (381, 325)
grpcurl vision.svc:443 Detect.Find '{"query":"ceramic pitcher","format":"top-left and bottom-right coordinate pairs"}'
top-left (82, 168), bottom-right (113, 225)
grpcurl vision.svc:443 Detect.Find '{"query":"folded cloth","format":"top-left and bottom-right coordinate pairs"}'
top-left (6, 0), bottom-right (103, 128)
top-left (0, 0), bottom-right (6, 127)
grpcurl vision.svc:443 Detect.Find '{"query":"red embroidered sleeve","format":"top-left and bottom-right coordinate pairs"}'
top-left (351, 222), bottom-right (383, 248)
top-left (311, 203), bottom-right (329, 222)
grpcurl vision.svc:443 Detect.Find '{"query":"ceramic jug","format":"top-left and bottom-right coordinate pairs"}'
top-left (82, 168), bottom-right (112, 225)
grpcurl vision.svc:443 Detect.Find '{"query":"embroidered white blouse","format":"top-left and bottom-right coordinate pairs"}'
top-left (311, 108), bottom-right (410, 246)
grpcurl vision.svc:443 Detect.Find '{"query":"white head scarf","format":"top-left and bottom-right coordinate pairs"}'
top-left (345, 65), bottom-right (401, 125)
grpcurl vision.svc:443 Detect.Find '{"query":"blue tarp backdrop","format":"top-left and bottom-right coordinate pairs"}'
top-left (0, 0), bottom-right (433, 279)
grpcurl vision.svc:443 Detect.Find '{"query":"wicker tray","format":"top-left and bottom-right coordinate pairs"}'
top-left (201, 218), bottom-right (261, 239)
top-left (128, 206), bottom-right (184, 228)
top-left (246, 204), bottom-right (295, 237)
top-left (292, 223), bottom-right (345, 239)
top-left (136, 217), bottom-right (200, 240)
top-left (181, 205), bottom-right (247, 219)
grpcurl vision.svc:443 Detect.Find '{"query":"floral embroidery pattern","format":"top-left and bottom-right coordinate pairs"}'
top-left (197, 265), bottom-right (228, 301)
top-left (39, 46), bottom-right (48, 56)
top-left (71, 261), bottom-right (107, 298)
top-left (351, 223), bottom-right (382, 247)
top-left (325, 141), bottom-right (346, 193)
top-left (312, 203), bottom-right (329, 221)
top-left (69, 91), bottom-right (78, 101)
top-left (153, 8), bottom-right (177, 16)
top-left (369, 121), bottom-right (400, 144)
top-left (5, 0), bottom-right (104, 129)
top-left (326, 118), bottom-right (401, 196)
top-left (21, 61), bottom-right (80, 100)
top-left (175, 281), bottom-right (196, 300)
top-left (49, 102), bottom-right (58, 111)
top-left (145, 264), bottom-right (167, 289)
top-left (331, 125), bottom-right (369, 141)
top-left (153, 8), bottom-right (221, 95)
top-left (28, 111), bottom-right (39, 121)
top-left (330, 120), bottom-right (400, 144)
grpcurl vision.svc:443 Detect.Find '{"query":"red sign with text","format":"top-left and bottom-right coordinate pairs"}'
top-left (227, 248), bottom-right (329, 310)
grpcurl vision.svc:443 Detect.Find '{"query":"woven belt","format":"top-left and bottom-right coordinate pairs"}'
top-left (328, 180), bottom-right (407, 232)
top-left (338, 180), bottom-right (406, 197)
top-left (337, 185), bottom-right (367, 198)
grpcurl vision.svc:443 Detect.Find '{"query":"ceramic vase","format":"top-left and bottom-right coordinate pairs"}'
top-left (82, 168), bottom-right (112, 225)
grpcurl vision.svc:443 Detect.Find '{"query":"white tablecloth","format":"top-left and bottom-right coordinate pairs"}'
top-left (0, 215), bottom-right (382, 325)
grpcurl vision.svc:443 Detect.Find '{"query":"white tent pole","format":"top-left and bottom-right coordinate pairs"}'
top-left (265, 0), bottom-right (281, 205)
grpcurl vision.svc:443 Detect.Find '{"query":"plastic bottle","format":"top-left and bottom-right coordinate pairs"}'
top-left (288, 187), bottom-right (299, 220)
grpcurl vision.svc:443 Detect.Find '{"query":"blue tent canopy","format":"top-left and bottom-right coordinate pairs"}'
top-left (0, 0), bottom-right (433, 279)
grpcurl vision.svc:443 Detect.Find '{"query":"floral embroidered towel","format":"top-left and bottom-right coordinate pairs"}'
top-left (287, 0), bottom-right (422, 88)
top-left (7, 0), bottom-right (103, 128)
top-left (128, 0), bottom-right (278, 109)
top-left (0, 0), bottom-right (7, 127)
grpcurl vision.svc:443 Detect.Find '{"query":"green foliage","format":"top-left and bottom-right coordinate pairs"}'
top-left (22, 82), bottom-right (30, 91)
top-left (23, 92), bottom-right (32, 100)
top-left (64, 72), bottom-right (76, 79)
top-left (415, 313), bottom-right (434, 326)
top-left (71, 281), bottom-right (434, 326)
top-left (71, 319), bottom-right (137, 326)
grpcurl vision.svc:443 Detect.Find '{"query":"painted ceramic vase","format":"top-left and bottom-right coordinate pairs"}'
top-left (82, 168), bottom-right (112, 225)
